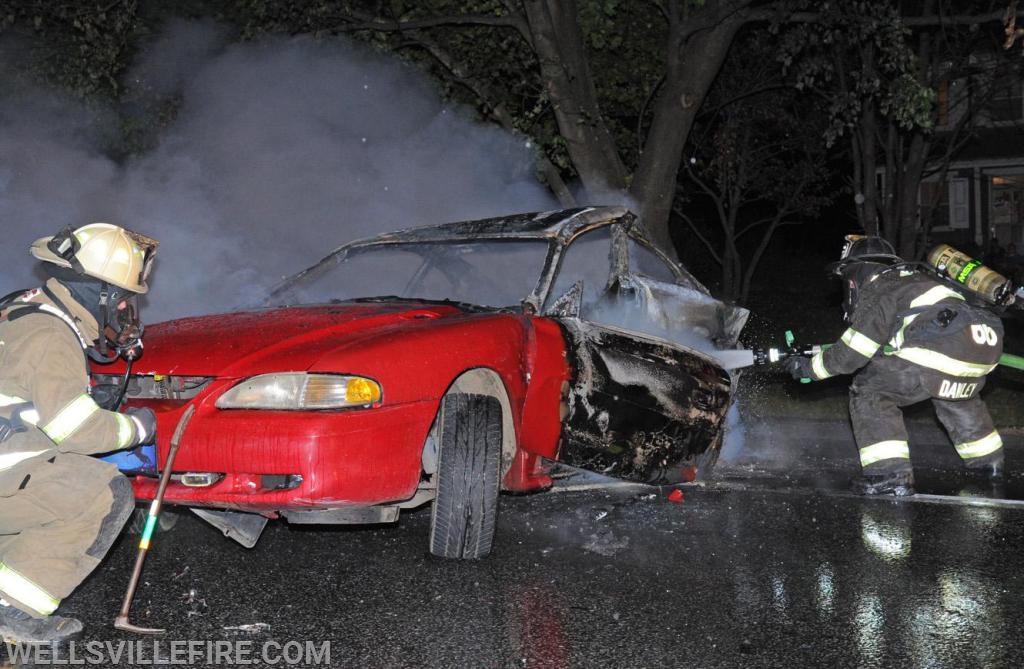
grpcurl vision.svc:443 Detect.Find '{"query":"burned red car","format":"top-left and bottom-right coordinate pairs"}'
top-left (95, 206), bottom-right (748, 557)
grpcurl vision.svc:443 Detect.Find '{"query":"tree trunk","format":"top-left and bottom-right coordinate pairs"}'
top-left (856, 99), bottom-right (880, 236)
top-left (897, 131), bottom-right (929, 258)
top-left (879, 122), bottom-right (898, 241)
top-left (630, 10), bottom-right (746, 255)
top-left (521, 0), bottom-right (627, 193)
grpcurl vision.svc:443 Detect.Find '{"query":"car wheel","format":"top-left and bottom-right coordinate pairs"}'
top-left (429, 393), bottom-right (502, 559)
top-left (127, 507), bottom-right (180, 535)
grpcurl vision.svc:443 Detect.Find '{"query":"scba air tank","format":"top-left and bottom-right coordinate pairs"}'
top-left (926, 244), bottom-right (1014, 305)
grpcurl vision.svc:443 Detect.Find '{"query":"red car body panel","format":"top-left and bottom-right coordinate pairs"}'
top-left (121, 303), bottom-right (571, 509)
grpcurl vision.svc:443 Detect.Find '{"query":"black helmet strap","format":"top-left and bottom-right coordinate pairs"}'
top-left (97, 283), bottom-right (110, 358)
top-left (46, 226), bottom-right (86, 277)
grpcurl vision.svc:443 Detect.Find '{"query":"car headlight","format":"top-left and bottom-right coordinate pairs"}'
top-left (215, 373), bottom-right (382, 410)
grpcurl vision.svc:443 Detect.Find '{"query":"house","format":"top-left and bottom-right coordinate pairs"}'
top-left (919, 57), bottom-right (1024, 267)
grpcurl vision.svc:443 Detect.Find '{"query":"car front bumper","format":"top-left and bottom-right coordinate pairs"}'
top-left (126, 398), bottom-right (440, 512)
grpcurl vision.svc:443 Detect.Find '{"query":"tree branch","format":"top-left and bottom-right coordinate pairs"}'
top-left (742, 7), bottom-right (1024, 27)
top-left (327, 13), bottom-right (521, 33)
top-left (672, 201), bottom-right (723, 266)
top-left (391, 27), bottom-right (574, 206)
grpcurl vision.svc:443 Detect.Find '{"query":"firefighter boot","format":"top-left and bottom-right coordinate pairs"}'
top-left (965, 456), bottom-right (1004, 480)
top-left (966, 457), bottom-right (1006, 497)
top-left (851, 470), bottom-right (915, 496)
top-left (0, 602), bottom-right (82, 645)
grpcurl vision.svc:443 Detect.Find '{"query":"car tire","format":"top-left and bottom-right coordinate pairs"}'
top-left (127, 507), bottom-right (180, 535)
top-left (429, 393), bottom-right (502, 559)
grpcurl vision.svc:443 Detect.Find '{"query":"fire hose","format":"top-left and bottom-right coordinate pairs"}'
top-left (749, 330), bottom-right (1024, 381)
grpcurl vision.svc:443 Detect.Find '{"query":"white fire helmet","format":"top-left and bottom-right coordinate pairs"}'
top-left (29, 223), bottom-right (158, 294)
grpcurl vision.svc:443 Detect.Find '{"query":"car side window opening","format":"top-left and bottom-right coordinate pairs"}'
top-left (545, 227), bottom-right (614, 316)
top-left (628, 239), bottom-right (677, 283)
top-left (545, 226), bottom-right (721, 347)
top-left (545, 226), bottom-right (674, 333)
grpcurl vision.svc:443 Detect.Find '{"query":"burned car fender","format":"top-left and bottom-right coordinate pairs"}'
top-left (555, 318), bottom-right (733, 484)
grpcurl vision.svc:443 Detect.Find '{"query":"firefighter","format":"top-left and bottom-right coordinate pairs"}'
top-left (786, 235), bottom-right (1005, 496)
top-left (0, 223), bottom-right (159, 643)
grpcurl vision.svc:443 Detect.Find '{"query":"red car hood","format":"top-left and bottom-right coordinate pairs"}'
top-left (132, 301), bottom-right (470, 377)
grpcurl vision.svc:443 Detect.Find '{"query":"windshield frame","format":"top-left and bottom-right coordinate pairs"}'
top-left (266, 236), bottom-right (558, 310)
top-left (264, 207), bottom-right (701, 312)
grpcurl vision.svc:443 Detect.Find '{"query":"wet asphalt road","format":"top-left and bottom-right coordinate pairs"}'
top-left (8, 466), bottom-right (1024, 668)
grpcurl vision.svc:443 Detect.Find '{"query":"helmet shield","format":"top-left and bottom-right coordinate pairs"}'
top-left (31, 223), bottom-right (158, 293)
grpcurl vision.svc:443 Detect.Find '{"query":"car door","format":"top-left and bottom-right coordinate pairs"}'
top-left (541, 225), bottom-right (739, 484)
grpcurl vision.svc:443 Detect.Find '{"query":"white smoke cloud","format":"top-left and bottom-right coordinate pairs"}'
top-left (0, 19), bottom-right (556, 319)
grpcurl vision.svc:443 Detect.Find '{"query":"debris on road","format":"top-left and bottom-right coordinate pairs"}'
top-left (583, 530), bottom-right (630, 556)
top-left (223, 623), bottom-right (271, 634)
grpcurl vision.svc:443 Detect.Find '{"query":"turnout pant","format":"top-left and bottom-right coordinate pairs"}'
top-left (849, 356), bottom-right (1003, 475)
top-left (0, 454), bottom-right (133, 618)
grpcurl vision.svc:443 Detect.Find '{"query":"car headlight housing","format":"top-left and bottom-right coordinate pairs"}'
top-left (215, 373), bottom-right (382, 410)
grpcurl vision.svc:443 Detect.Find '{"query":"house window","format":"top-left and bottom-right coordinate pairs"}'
top-left (920, 178), bottom-right (969, 230)
top-left (990, 175), bottom-right (1024, 244)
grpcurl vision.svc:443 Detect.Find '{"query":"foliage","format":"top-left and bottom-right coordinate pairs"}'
top-left (776, 0), bottom-right (935, 146)
top-left (226, 0), bottom-right (667, 179)
top-left (0, 1), bottom-right (141, 99)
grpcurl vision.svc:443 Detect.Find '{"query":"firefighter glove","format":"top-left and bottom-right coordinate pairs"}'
top-left (784, 356), bottom-right (814, 381)
top-left (125, 407), bottom-right (157, 445)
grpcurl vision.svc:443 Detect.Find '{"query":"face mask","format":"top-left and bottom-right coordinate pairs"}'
top-left (106, 291), bottom-right (142, 345)
top-left (64, 279), bottom-right (144, 360)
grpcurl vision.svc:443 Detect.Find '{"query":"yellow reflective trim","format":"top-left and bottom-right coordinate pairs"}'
top-left (909, 285), bottom-right (965, 308)
top-left (955, 431), bottom-right (1003, 459)
top-left (811, 352), bottom-right (831, 379)
top-left (888, 285), bottom-right (961, 349)
top-left (841, 328), bottom-right (881, 358)
top-left (859, 440), bottom-right (911, 467)
top-left (0, 564), bottom-right (59, 616)
top-left (41, 394), bottom-right (99, 444)
top-left (894, 348), bottom-right (997, 377)
top-left (889, 314), bottom-right (919, 350)
top-left (114, 413), bottom-right (134, 449)
top-left (0, 450), bottom-right (47, 471)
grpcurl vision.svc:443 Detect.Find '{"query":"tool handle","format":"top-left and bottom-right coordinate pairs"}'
top-left (114, 404), bottom-right (195, 630)
top-left (151, 405), bottom-right (196, 512)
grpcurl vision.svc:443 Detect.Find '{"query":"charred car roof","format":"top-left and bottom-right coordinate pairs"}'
top-left (270, 205), bottom-right (704, 304)
top-left (359, 205), bottom-right (634, 244)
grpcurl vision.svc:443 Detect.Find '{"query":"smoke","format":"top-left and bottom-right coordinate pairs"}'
top-left (0, 19), bottom-right (556, 319)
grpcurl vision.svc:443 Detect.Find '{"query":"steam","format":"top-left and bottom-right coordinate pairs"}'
top-left (0, 19), bottom-right (556, 319)
top-left (0, 19), bottom-right (756, 467)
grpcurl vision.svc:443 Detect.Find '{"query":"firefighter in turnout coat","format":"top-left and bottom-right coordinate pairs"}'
top-left (786, 236), bottom-right (1005, 496)
top-left (0, 223), bottom-right (158, 644)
